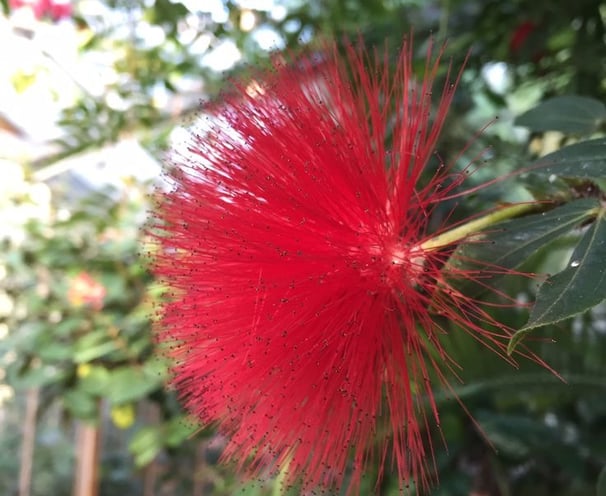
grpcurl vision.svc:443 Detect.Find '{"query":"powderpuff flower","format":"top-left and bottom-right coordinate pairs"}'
top-left (151, 40), bottom-right (547, 493)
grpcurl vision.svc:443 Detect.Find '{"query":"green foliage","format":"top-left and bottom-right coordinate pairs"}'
top-left (529, 138), bottom-right (606, 180)
top-left (1, 191), bottom-right (152, 394)
top-left (0, 179), bottom-right (209, 493)
top-left (515, 96), bottom-right (606, 134)
top-left (598, 465), bottom-right (606, 496)
top-left (518, 211), bottom-right (606, 330)
top-left (450, 199), bottom-right (600, 298)
top-left (2, 0), bottom-right (606, 495)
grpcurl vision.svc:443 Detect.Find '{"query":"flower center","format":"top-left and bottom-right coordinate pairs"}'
top-left (356, 240), bottom-right (426, 289)
top-left (383, 243), bottom-right (426, 287)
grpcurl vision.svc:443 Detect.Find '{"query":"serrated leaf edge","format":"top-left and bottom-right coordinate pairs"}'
top-left (508, 205), bottom-right (604, 354)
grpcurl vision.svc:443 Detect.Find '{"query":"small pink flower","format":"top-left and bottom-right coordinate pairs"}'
top-left (151, 39), bottom-right (552, 493)
top-left (47, 0), bottom-right (72, 21)
top-left (67, 272), bottom-right (105, 310)
top-left (9, 0), bottom-right (72, 21)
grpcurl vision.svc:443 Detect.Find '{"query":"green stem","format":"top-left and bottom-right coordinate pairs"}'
top-left (420, 202), bottom-right (538, 251)
top-left (272, 456), bottom-right (291, 496)
top-left (438, 0), bottom-right (450, 41)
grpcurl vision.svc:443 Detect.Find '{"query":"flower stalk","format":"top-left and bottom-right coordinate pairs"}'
top-left (420, 202), bottom-right (541, 251)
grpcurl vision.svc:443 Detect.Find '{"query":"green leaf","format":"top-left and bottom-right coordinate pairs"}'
top-left (515, 96), bottom-right (606, 133)
top-left (598, 465), bottom-right (606, 496)
top-left (450, 199), bottom-right (599, 297)
top-left (129, 416), bottom-right (198, 467)
top-left (164, 416), bottom-right (198, 446)
top-left (63, 389), bottom-right (98, 420)
top-left (530, 138), bottom-right (606, 180)
top-left (477, 412), bottom-right (584, 471)
top-left (129, 426), bottom-right (163, 466)
top-left (478, 414), bottom-right (539, 457)
top-left (510, 210), bottom-right (606, 352)
top-left (523, 172), bottom-right (572, 201)
top-left (73, 329), bottom-right (118, 363)
top-left (79, 365), bottom-right (111, 396)
top-left (14, 366), bottom-right (67, 389)
top-left (54, 317), bottom-right (86, 337)
top-left (106, 361), bottom-right (164, 405)
top-left (37, 342), bottom-right (74, 362)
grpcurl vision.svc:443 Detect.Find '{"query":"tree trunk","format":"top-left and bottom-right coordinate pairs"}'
top-left (18, 388), bottom-right (39, 496)
top-left (72, 420), bottom-right (101, 496)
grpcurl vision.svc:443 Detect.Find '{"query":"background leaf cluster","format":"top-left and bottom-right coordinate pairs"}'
top-left (1, 0), bottom-right (605, 495)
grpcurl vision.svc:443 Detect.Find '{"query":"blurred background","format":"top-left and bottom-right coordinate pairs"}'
top-left (0, 0), bottom-right (605, 495)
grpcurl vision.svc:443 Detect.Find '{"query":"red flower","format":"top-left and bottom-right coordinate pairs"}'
top-left (510, 21), bottom-right (536, 54)
top-left (47, 0), bottom-right (72, 21)
top-left (9, 0), bottom-right (72, 21)
top-left (509, 21), bottom-right (546, 63)
top-left (151, 40), bottom-right (549, 493)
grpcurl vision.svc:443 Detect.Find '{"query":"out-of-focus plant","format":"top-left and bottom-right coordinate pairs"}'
top-left (0, 0), bottom-right (605, 495)
top-left (0, 165), bottom-right (207, 494)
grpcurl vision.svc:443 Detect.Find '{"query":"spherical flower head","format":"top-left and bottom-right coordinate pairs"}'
top-left (151, 39), bottom-right (547, 493)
